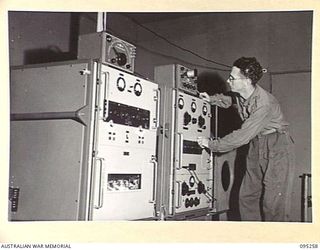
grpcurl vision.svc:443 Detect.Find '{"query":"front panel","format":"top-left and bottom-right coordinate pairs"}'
top-left (173, 91), bottom-right (213, 214)
top-left (155, 64), bottom-right (213, 219)
top-left (91, 64), bottom-right (158, 220)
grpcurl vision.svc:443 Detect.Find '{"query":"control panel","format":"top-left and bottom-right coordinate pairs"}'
top-left (174, 92), bottom-right (213, 214)
top-left (176, 64), bottom-right (198, 95)
top-left (91, 64), bottom-right (159, 220)
top-left (155, 64), bottom-right (213, 219)
top-left (78, 32), bottom-right (136, 73)
top-left (154, 64), bottom-right (198, 96)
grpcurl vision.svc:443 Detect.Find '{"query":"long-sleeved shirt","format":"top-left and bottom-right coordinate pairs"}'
top-left (208, 85), bottom-right (289, 152)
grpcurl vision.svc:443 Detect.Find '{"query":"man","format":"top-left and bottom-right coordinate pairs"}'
top-left (197, 57), bottom-right (295, 221)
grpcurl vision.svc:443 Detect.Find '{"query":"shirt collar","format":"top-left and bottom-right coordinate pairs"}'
top-left (243, 85), bottom-right (260, 106)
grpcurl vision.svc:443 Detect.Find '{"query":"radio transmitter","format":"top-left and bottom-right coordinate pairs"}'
top-left (155, 64), bottom-right (213, 220)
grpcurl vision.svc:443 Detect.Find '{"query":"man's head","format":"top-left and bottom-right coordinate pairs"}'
top-left (232, 57), bottom-right (263, 86)
top-left (227, 57), bottom-right (263, 94)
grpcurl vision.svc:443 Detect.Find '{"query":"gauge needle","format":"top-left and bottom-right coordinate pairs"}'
top-left (113, 47), bottom-right (120, 56)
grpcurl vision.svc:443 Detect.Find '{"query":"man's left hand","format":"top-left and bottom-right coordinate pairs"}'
top-left (197, 137), bottom-right (210, 149)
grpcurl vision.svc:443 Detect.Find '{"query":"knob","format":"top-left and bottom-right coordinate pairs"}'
top-left (185, 198), bottom-right (190, 208)
top-left (190, 198), bottom-right (194, 207)
top-left (116, 53), bottom-right (127, 66)
top-left (184, 112), bottom-right (191, 126)
top-left (181, 182), bottom-right (189, 196)
top-left (194, 197), bottom-right (200, 206)
top-left (198, 115), bottom-right (205, 128)
top-left (197, 181), bottom-right (206, 194)
top-left (106, 35), bottom-right (112, 42)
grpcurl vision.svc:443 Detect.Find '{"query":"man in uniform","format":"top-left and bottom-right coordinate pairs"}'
top-left (197, 57), bottom-right (295, 221)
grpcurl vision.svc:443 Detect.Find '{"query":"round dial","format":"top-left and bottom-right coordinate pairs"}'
top-left (178, 98), bottom-right (184, 109)
top-left (107, 38), bottom-right (131, 67)
top-left (134, 82), bottom-right (142, 96)
top-left (116, 77), bottom-right (126, 91)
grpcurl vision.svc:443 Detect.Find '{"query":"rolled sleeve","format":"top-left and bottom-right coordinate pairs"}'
top-left (209, 104), bottom-right (273, 152)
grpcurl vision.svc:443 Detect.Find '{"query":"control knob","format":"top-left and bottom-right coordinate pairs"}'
top-left (184, 112), bottom-right (191, 126)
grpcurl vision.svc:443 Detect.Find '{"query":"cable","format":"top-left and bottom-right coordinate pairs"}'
top-left (187, 169), bottom-right (214, 200)
top-left (121, 13), bottom-right (232, 69)
top-left (105, 27), bottom-right (230, 73)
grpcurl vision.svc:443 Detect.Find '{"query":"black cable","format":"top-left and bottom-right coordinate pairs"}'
top-left (121, 13), bottom-right (232, 69)
top-left (106, 27), bottom-right (230, 72)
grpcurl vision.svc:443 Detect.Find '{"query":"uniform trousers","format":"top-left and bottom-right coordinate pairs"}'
top-left (239, 130), bottom-right (295, 221)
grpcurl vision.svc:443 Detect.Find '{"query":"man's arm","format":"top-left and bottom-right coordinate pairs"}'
top-left (199, 92), bottom-right (232, 108)
top-left (208, 104), bottom-right (273, 152)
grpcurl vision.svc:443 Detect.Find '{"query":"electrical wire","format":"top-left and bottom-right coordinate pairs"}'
top-left (105, 27), bottom-right (230, 73)
top-left (187, 169), bottom-right (214, 200)
top-left (121, 13), bottom-right (232, 69)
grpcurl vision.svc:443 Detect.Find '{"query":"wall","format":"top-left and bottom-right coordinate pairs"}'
top-left (8, 11), bottom-right (312, 222)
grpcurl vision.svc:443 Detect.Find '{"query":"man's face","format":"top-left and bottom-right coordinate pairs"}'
top-left (227, 66), bottom-right (248, 93)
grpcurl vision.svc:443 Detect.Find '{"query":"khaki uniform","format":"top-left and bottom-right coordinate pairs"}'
top-left (208, 85), bottom-right (295, 221)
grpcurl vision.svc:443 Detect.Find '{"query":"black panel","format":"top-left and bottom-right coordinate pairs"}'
top-left (106, 101), bottom-right (150, 129)
top-left (183, 140), bottom-right (203, 155)
top-left (9, 187), bottom-right (20, 212)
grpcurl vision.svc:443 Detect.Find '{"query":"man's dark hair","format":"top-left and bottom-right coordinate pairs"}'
top-left (233, 57), bottom-right (263, 85)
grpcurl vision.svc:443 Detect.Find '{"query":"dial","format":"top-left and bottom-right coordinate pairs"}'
top-left (116, 77), bottom-right (126, 91)
top-left (134, 82), bottom-right (142, 96)
top-left (106, 38), bottom-right (131, 68)
top-left (191, 102), bottom-right (197, 113)
top-left (189, 176), bottom-right (195, 187)
top-left (178, 98), bottom-right (184, 109)
top-left (202, 105), bottom-right (208, 115)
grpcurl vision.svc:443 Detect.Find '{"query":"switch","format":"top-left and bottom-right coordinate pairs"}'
top-left (184, 112), bottom-right (191, 126)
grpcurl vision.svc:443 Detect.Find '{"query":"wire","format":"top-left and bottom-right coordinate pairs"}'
top-left (121, 14), bottom-right (232, 69)
top-left (187, 169), bottom-right (214, 200)
top-left (135, 44), bottom-right (231, 72)
top-left (105, 27), bottom-right (230, 73)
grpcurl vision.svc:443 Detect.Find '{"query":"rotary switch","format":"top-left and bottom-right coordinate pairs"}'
top-left (184, 112), bottom-right (191, 126)
top-left (198, 115), bottom-right (205, 128)
top-left (197, 181), bottom-right (206, 194)
top-left (181, 182), bottom-right (189, 196)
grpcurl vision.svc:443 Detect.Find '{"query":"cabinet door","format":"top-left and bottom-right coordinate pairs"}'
top-left (9, 61), bottom-right (95, 221)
